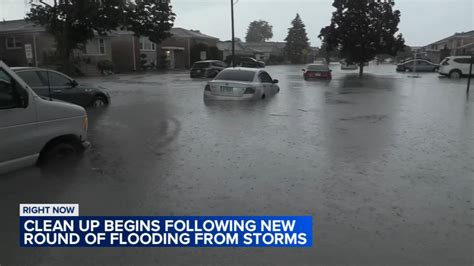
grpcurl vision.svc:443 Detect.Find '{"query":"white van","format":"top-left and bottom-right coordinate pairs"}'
top-left (0, 61), bottom-right (89, 175)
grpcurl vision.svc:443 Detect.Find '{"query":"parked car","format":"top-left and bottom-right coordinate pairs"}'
top-left (340, 60), bottom-right (358, 70)
top-left (314, 58), bottom-right (327, 65)
top-left (302, 64), bottom-right (332, 80)
top-left (0, 61), bottom-right (89, 175)
top-left (190, 60), bottom-right (227, 78)
top-left (439, 56), bottom-right (474, 79)
top-left (233, 57), bottom-right (265, 68)
top-left (400, 57), bottom-right (432, 63)
top-left (204, 68), bottom-right (279, 100)
top-left (13, 67), bottom-right (110, 107)
top-left (396, 59), bottom-right (439, 72)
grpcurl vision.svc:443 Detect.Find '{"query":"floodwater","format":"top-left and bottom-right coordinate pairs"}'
top-left (0, 64), bottom-right (473, 265)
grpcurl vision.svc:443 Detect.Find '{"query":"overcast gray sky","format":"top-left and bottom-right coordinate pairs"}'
top-left (1, 0), bottom-right (473, 46)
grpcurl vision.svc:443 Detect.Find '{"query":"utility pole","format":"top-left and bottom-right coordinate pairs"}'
top-left (467, 55), bottom-right (473, 94)
top-left (231, 0), bottom-right (235, 67)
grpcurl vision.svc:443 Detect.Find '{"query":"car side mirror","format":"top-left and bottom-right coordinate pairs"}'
top-left (272, 79), bottom-right (279, 84)
top-left (70, 80), bottom-right (78, 87)
top-left (15, 85), bottom-right (29, 108)
top-left (19, 88), bottom-right (29, 108)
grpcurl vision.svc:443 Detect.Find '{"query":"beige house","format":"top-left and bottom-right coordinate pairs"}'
top-left (420, 30), bottom-right (474, 63)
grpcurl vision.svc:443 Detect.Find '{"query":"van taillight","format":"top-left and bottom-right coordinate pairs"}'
top-left (205, 85), bottom-right (211, 91)
top-left (244, 87), bottom-right (255, 94)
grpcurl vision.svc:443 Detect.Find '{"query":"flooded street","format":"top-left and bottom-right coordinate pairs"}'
top-left (1, 64), bottom-right (473, 265)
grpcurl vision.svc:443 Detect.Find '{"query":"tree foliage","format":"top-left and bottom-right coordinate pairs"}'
top-left (317, 41), bottom-right (340, 63)
top-left (123, 0), bottom-right (175, 44)
top-left (245, 20), bottom-right (273, 43)
top-left (284, 14), bottom-right (310, 64)
top-left (319, 0), bottom-right (405, 76)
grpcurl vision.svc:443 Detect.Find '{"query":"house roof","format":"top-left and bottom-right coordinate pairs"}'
top-left (217, 41), bottom-right (261, 53)
top-left (457, 42), bottom-right (474, 50)
top-left (170, 28), bottom-right (218, 40)
top-left (243, 42), bottom-right (286, 53)
top-left (0, 19), bottom-right (45, 33)
top-left (425, 30), bottom-right (474, 47)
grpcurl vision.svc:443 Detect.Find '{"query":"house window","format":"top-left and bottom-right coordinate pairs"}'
top-left (6, 37), bottom-right (22, 49)
top-left (98, 38), bottom-right (106, 54)
top-left (139, 37), bottom-right (156, 51)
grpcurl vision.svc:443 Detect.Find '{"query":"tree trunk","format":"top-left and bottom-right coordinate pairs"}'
top-left (359, 63), bottom-right (364, 78)
top-left (57, 39), bottom-right (75, 75)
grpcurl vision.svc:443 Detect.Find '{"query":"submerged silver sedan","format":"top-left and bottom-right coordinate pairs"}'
top-left (203, 68), bottom-right (280, 100)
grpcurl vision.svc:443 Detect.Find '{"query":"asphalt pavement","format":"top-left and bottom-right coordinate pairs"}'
top-left (0, 64), bottom-right (473, 265)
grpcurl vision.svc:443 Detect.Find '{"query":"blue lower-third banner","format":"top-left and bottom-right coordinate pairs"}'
top-left (20, 216), bottom-right (313, 247)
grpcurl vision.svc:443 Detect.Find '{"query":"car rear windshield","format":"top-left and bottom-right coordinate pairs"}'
top-left (214, 70), bottom-right (255, 82)
top-left (192, 62), bottom-right (210, 69)
top-left (308, 65), bottom-right (329, 71)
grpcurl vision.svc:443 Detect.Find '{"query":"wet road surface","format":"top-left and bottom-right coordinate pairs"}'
top-left (1, 64), bottom-right (473, 265)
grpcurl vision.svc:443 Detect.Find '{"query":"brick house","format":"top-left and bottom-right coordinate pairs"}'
top-left (111, 28), bottom-right (220, 72)
top-left (0, 19), bottom-right (114, 76)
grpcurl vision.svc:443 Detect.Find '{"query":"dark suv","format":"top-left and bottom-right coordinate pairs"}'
top-left (190, 60), bottom-right (227, 78)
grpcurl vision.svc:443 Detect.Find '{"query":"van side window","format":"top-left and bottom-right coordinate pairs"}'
top-left (0, 68), bottom-right (17, 109)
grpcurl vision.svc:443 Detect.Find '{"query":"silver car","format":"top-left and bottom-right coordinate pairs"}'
top-left (204, 68), bottom-right (280, 100)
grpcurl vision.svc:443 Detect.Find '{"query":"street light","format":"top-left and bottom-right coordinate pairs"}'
top-left (231, 0), bottom-right (235, 67)
top-left (230, 0), bottom-right (240, 67)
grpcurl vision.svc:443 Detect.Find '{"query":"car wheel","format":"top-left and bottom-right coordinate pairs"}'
top-left (92, 95), bottom-right (108, 107)
top-left (38, 141), bottom-right (82, 167)
top-left (433, 67), bottom-right (439, 72)
top-left (449, 70), bottom-right (462, 79)
top-left (261, 94), bottom-right (266, 100)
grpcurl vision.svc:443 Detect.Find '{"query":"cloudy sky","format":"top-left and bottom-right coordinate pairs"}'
top-left (1, 0), bottom-right (473, 46)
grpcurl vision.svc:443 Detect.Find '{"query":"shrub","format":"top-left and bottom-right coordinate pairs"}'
top-left (97, 60), bottom-right (114, 75)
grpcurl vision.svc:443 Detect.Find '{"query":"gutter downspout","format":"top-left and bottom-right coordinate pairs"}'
top-left (33, 34), bottom-right (38, 67)
top-left (132, 35), bottom-right (137, 71)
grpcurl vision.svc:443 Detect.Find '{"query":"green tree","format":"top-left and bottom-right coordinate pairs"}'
top-left (245, 20), bottom-right (273, 43)
top-left (319, 0), bottom-right (405, 77)
top-left (394, 45), bottom-right (412, 62)
top-left (27, 0), bottom-right (124, 74)
top-left (317, 41), bottom-right (340, 63)
top-left (284, 14), bottom-right (310, 64)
